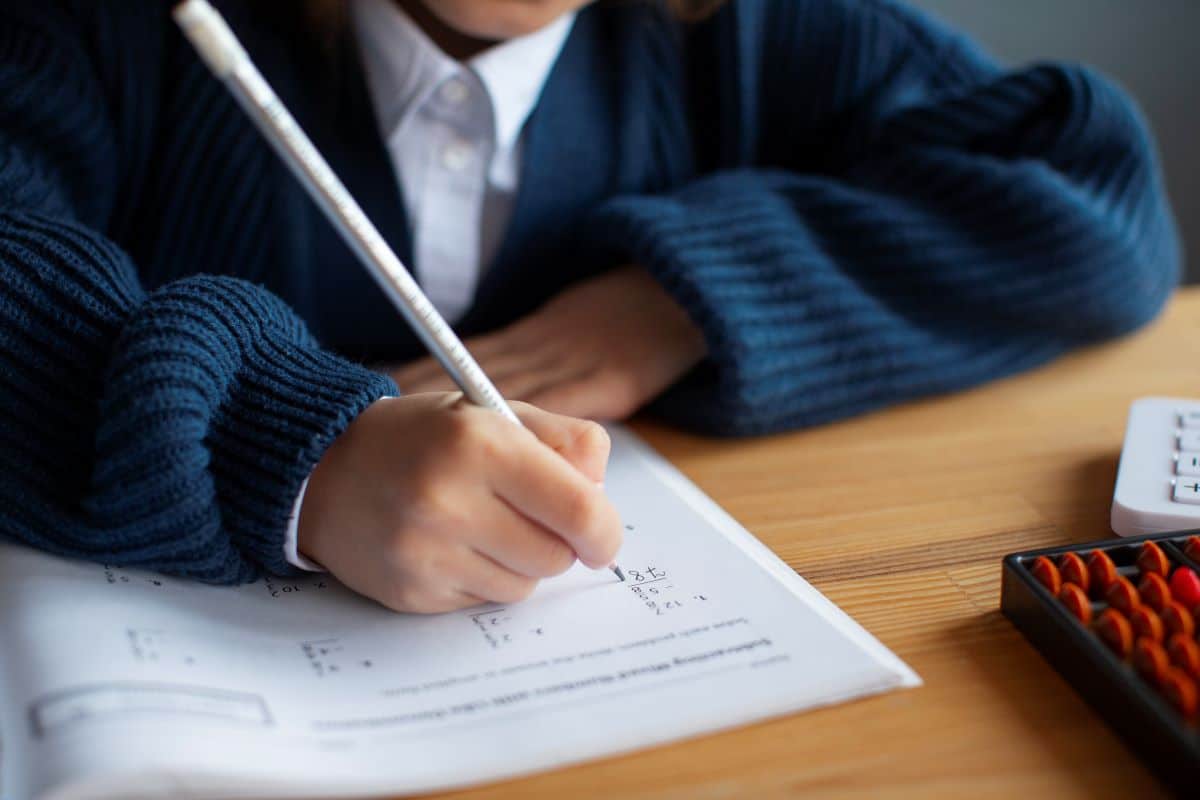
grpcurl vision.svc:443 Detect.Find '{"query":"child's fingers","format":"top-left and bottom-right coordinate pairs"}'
top-left (487, 431), bottom-right (621, 568)
top-left (471, 498), bottom-right (579, 579)
top-left (392, 344), bottom-right (556, 395)
top-left (454, 550), bottom-right (540, 605)
top-left (523, 372), bottom-right (608, 420)
top-left (457, 328), bottom-right (521, 361)
top-left (526, 369), bottom-right (638, 422)
top-left (511, 401), bottom-right (611, 484)
top-left (460, 331), bottom-right (541, 371)
top-left (493, 358), bottom-right (587, 403)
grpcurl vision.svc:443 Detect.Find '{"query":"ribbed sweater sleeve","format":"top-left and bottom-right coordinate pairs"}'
top-left (583, 0), bottom-right (1181, 436)
top-left (0, 6), bottom-right (394, 581)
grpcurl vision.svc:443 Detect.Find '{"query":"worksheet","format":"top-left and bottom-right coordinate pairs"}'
top-left (0, 428), bottom-right (919, 800)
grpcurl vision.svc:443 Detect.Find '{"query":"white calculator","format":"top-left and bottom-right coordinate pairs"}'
top-left (1112, 397), bottom-right (1200, 536)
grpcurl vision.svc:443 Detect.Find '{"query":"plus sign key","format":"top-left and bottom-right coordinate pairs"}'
top-left (1172, 479), bottom-right (1200, 504)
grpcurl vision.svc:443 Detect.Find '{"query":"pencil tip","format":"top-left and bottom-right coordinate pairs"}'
top-left (611, 565), bottom-right (625, 582)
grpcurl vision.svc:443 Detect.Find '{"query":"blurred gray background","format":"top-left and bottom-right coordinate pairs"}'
top-left (907, 0), bottom-right (1199, 282)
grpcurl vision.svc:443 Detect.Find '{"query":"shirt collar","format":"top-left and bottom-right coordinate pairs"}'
top-left (352, 0), bottom-right (576, 155)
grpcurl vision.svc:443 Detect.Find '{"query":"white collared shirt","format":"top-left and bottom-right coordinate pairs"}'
top-left (283, 0), bottom-right (576, 571)
top-left (354, 0), bottom-right (576, 322)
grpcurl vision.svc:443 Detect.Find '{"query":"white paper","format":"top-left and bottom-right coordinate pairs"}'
top-left (0, 427), bottom-right (919, 800)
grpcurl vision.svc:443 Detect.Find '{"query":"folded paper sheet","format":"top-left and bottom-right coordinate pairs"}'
top-left (0, 427), bottom-right (919, 800)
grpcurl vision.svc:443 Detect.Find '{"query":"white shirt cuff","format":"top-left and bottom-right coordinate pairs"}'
top-left (284, 476), bottom-right (325, 572)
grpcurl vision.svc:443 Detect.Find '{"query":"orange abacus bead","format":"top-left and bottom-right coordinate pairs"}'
top-left (1184, 535), bottom-right (1200, 563)
top-left (1162, 600), bottom-right (1196, 638)
top-left (1087, 550), bottom-right (1119, 597)
top-left (1129, 605), bottom-right (1165, 643)
top-left (1161, 668), bottom-right (1200, 719)
top-left (1030, 556), bottom-right (1061, 595)
top-left (1095, 608), bottom-right (1135, 659)
top-left (1167, 633), bottom-right (1200, 680)
top-left (1105, 576), bottom-right (1141, 614)
top-left (1134, 638), bottom-right (1172, 687)
top-left (1169, 566), bottom-right (1200, 610)
top-left (1137, 541), bottom-right (1171, 576)
top-left (1058, 552), bottom-right (1090, 593)
top-left (1139, 572), bottom-right (1172, 613)
top-left (1058, 583), bottom-right (1092, 625)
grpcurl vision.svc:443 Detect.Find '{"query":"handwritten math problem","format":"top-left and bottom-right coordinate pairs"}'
top-left (626, 565), bottom-right (708, 616)
top-left (466, 608), bottom-right (551, 650)
top-left (300, 637), bottom-right (376, 678)
top-left (103, 565), bottom-right (165, 588)
top-left (126, 628), bottom-right (199, 667)
top-left (462, 561), bottom-right (714, 651)
top-left (263, 575), bottom-right (330, 599)
top-left (101, 565), bottom-right (330, 602)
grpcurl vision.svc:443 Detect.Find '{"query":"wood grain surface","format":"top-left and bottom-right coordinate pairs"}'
top-left (404, 289), bottom-right (1200, 800)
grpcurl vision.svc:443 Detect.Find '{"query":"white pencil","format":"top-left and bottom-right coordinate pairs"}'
top-left (172, 0), bottom-right (623, 580)
top-left (173, 0), bottom-right (519, 424)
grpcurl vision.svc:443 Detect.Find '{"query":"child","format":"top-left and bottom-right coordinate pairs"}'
top-left (0, 0), bottom-right (1179, 612)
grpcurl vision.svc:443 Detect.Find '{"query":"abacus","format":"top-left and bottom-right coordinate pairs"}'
top-left (1002, 532), bottom-right (1200, 794)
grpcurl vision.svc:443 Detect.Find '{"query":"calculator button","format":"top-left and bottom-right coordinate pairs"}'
top-left (1181, 411), bottom-right (1200, 428)
top-left (1179, 452), bottom-right (1200, 476)
top-left (1180, 431), bottom-right (1200, 451)
top-left (1173, 479), bottom-right (1200, 505)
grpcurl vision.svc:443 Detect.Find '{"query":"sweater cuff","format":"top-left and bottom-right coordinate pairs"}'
top-left (209, 333), bottom-right (396, 576)
top-left (580, 179), bottom-right (774, 431)
top-left (92, 275), bottom-right (396, 581)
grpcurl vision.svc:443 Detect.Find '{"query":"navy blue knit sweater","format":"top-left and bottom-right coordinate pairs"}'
top-left (0, 0), bottom-right (1179, 582)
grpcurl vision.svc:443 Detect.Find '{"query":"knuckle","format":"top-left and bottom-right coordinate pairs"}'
top-left (445, 409), bottom-right (501, 464)
top-left (390, 534), bottom-right (437, 580)
top-left (476, 423), bottom-right (509, 466)
top-left (421, 482), bottom-right (464, 526)
top-left (408, 471), bottom-right (471, 526)
top-left (439, 408), bottom-right (477, 449)
top-left (562, 485), bottom-right (603, 536)
top-left (407, 468), bottom-right (448, 512)
top-left (574, 420), bottom-right (611, 458)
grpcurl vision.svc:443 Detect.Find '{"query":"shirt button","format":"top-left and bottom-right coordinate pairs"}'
top-left (441, 139), bottom-right (474, 171)
top-left (440, 78), bottom-right (470, 106)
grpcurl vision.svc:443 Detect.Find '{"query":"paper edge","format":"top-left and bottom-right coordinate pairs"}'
top-left (608, 425), bottom-right (922, 689)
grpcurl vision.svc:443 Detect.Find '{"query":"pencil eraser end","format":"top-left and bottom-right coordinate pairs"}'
top-left (173, 0), bottom-right (246, 78)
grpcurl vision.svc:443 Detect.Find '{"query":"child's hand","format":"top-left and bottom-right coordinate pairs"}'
top-left (296, 393), bottom-right (622, 613)
top-left (389, 266), bottom-right (707, 421)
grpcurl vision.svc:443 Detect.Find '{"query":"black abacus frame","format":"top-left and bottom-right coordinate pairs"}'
top-left (1001, 530), bottom-right (1200, 797)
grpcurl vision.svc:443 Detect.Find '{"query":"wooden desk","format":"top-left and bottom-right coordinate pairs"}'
top-left (424, 289), bottom-right (1200, 800)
